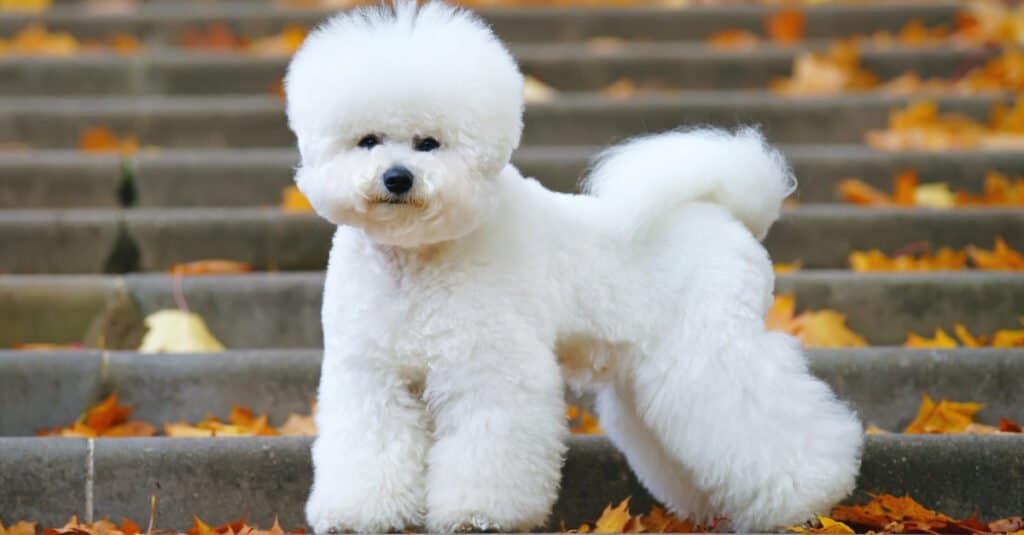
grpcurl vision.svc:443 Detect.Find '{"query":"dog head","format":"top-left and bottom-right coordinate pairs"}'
top-left (285, 1), bottom-right (524, 248)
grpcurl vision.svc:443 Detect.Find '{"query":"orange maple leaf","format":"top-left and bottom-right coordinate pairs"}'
top-left (169, 259), bottom-right (253, 276)
top-left (765, 10), bottom-right (805, 44)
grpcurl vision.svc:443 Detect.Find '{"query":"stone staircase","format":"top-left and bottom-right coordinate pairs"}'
top-left (1, 0), bottom-right (1023, 531)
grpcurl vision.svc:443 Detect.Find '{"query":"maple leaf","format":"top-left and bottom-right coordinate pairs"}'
top-left (179, 23), bottom-right (245, 52)
top-left (831, 494), bottom-right (955, 531)
top-left (138, 310), bottom-right (225, 353)
top-left (966, 237), bottom-right (1024, 270)
top-left (0, 24), bottom-right (77, 56)
top-left (79, 126), bottom-right (138, 155)
top-left (773, 261), bottom-right (801, 273)
top-left (904, 394), bottom-right (985, 434)
top-left (786, 516), bottom-right (854, 534)
top-left (849, 247), bottom-right (968, 272)
top-left (248, 25), bottom-right (307, 56)
top-left (765, 10), bottom-right (805, 44)
top-left (281, 185), bottom-right (313, 213)
top-left (37, 393), bottom-right (156, 437)
top-left (773, 41), bottom-right (878, 96)
top-left (0, 521), bottom-right (38, 535)
top-left (593, 498), bottom-right (632, 534)
top-left (904, 328), bottom-right (960, 348)
top-left (169, 260), bottom-right (252, 276)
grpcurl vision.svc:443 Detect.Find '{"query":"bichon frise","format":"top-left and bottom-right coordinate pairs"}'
top-left (285, 2), bottom-right (863, 533)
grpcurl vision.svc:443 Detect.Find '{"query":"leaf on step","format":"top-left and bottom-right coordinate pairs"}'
top-left (138, 310), bottom-right (225, 353)
top-left (567, 405), bottom-right (603, 435)
top-left (904, 328), bottom-right (960, 348)
top-left (767, 295), bottom-right (867, 348)
top-left (765, 10), bottom-right (805, 44)
top-left (169, 260), bottom-right (253, 276)
top-left (247, 25), bottom-right (307, 56)
top-left (786, 516), bottom-right (854, 534)
top-left (36, 393), bottom-right (156, 437)
top-left (967, 237), bottom-right (1024, 270)
top-left (772, 41), bottom-right (878, 96)
top-left (867, 99), bottom-right (1024, 151)
top-left (593, 498), bottom-right (632, 534)
top-left (79, 125), bottom-right (138, 155)
top-left (706, 29), bottom-right (759, 49)
top-left (0, 521), bottom-right (38, 535)
top-left (904, 394), bottom-right (985, 434)
top-left (0, 0), bottom-right (52, 12)
top-left (773, 261), bottom-right (801, 273)
top-left (848, 247), bottom-right (968, 272)
top-left (524, 75), bottom-right (557, 103)
top-left (281, 185), bottom-right (314, 213)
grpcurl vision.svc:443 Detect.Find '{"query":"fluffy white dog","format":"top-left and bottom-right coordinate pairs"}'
top-left (286, 2), bottom-right (863, 533)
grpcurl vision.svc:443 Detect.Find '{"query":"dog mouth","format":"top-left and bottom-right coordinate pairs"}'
top-left (368, 194), bottom-right (427, 208)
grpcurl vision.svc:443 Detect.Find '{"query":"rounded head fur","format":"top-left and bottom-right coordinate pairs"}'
top-left (285, 1), bottom-right (524, 248)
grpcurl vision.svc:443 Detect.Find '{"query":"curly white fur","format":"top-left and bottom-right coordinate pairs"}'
top-left (286, 2), bottom-right (863, 533)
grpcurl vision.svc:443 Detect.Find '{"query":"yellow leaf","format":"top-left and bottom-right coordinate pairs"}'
top-left (524, 75), bottom-right (557, 103)
top-left (793, 310), bottom-right (867, 348)
top-left (774, 261), bottom-right (801, 273)
top-left (904, 328), bottom-right (959, 348)
top-left (164, 422), bottom-right (216, 437)
top-left (281, 185), bottom-right (313, 213)
top-left (593, 498), bottom-right (632, 534)
top-left (0, 0), bottom-right (50, 12)
top-left (138, 310), bottom-right (225, 353)
top-left (904, 394), bottom-right (985, 434)
top-left (953, 324), bottom-right (982, 347)
top-left (787, 516), bottom-right (855, 534)
top-left (865, 425), bottom-right (889, 435)
top-left (0, 520), bottom-right (38, 535)
top-left (913, 182), bottom-right (955, 209)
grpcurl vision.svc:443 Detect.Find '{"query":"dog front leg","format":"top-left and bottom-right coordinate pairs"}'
top-left (423, 336), bottom-right (568, 533)
top-left (306, 355), bottom-right (430, 534)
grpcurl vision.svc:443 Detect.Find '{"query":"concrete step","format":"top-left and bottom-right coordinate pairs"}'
top-left (2, 348), bottom-right (1022, 437)
top-left (1, 272), bottom-right (1020, 349)
top-left (6, 146), bottom-right (1024, 209)
top-left (0, 45), bottom-right (993, 95)
top-left (1, 434), bottom-right (1020, 530)
top-left (1, 207), bottom-right (1021, 274)
top-left (0, 2), bottom-right (962, 44)
top-left (0, 94), bottom-right (1005, 148)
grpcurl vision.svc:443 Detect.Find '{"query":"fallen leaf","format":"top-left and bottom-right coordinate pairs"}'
top-left (904, 394), bottom-right (985, 434)
top-left (787, 516), bottom-right (855, 534)
top-left (169, 260), bottom-right (252, 276)
top-left (0, 521), bottom-right (38, 535)
top-left (37, 393), bottom-right (156, 437)
top-left (832, 494), bottom-right (955, 531)
top-left (567, 405), bottom-right (603, 435)
top-left (247, 25), bottom-right (307, 56)
top-left (0, 24), bottom-right (77, 56)
top-left (138, 310), bottom-right (225, 353)
top-left (966, 237), bottom-right (1024, 270)
top-left (765, 10), bottom-right (805, 44)
top-left (706, 29), bottom-right (760, 49)
top-left (867, 100), bottom-right (1024, 151)
top-left (848, 247), bottom-right (968, 272)
top-left (524, 75), bottom-right (557, 103)
top-left (281, 185), bottom-right (313, 213)
top-left (904, 328), bottom-right (960, 348)
top-left (0, 0), bottom-right (52, 12)
top-left (79, 126), bottom-right (138, 155)
top-left (773, 261), bottom-right (801, 273)
top-left (593, 498), bottom-right (632, 534)
top-left (773, 41), bottom-right (878, 96)
top-left (13, 343), bottom-right (84, 351)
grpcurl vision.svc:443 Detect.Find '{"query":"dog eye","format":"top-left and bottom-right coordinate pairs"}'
top-left (414, 137), bottom-right (440, 152)
top-left (357, 135), bottom-right (381, 149)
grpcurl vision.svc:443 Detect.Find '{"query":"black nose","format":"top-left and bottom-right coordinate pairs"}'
top-left (383, 166), bottom-right (414, 195)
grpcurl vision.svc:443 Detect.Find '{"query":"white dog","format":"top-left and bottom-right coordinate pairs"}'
top-left (286, 2), bottom-right (863, 533)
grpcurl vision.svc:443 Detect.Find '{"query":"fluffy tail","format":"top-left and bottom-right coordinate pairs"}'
top-left (582, 127), bottom-right (795, 240)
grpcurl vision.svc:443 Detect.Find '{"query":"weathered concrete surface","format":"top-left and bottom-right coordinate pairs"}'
top-left (0, 45), bottom-right (993, 95)
top-left (3, 146), bottom-right (1021, 208)
top-left (0, 351), bottom-right (104, 435)
top-left (2, 207), bottom-right (1020, 272)
top-left (0, 210), bottom-right (121, 273)
top-left (0, 2), bottom-right (961, 43)
top-left (1, 349), bottom-right (1022, 437)
top-left (2, 435), bottom-right (1020, 529)
top-left (0, 151), bottom-right (123, 208)
top-left (0, 438), bottom-right (89, 524)
top-left (1, 273), bottom-right (1020, 348)
top-left (0, 94), bottom-right (1007, 148)
top-left (0, 276), bottom-right (119, 348)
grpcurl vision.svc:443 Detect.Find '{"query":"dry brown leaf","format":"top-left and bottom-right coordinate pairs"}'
top-left (169, 260), bottom-right (253, 276)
